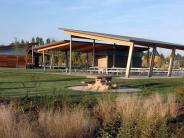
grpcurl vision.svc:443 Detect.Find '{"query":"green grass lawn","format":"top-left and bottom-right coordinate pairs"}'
top-left (1, 68), bottom-right (184, 138)
top-left (0, 68), bottom-right (183, 99)
top-left (0, 68), bottom-right (184, 138)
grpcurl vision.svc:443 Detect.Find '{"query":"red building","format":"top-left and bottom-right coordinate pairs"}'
top-left (0, 43), bottom-right (38, 68)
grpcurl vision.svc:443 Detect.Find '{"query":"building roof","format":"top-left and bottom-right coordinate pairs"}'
top-left (36, 40), bottom-right (148, 52)
top-left (60, 28), bottom-right (184, 50)
top-left (0, 43), bottom-right (38, 50)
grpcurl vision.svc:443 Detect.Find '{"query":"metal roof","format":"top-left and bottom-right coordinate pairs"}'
top-left (60, 28), bottom-right (184, 50)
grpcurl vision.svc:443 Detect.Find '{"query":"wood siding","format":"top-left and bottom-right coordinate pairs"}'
top-left (0, 55), bottom-right (32, 68)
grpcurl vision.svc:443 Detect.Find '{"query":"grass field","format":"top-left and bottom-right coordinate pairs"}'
top-left (0, 68), bottom-right (184, 98)
top-left (0, 68), bottom-right (184, 138)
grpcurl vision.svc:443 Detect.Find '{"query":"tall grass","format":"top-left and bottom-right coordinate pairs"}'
top-left (94, 94), bottom-right (178, 138)
top-left (38, 106), bottom-right (96, 138)
top-left (116, 94), bottom-right (176, 119)
top-left (0, 105), bottom-right (38, 138)
top-left (0, 94), bottom-right (182, 138)
top-left (0, 105), bottom-right (96, 138)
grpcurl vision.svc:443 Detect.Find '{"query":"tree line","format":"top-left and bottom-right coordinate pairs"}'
top-left (142, 51), bottom-right (184, 68)
top-left (11, 37), bottom-right (56, 45)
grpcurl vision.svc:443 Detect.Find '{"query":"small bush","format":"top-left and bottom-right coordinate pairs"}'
top-left (175, 86), bottom-right (184, 104)
top-left (94, 94), bottom-right (177, 138)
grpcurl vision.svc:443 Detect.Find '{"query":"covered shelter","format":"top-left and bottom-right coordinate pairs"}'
top-left (60, 28), bottom-right (184, 78)
top-left (36, 28), bottom-right (184, 78)
top-left (36, 40), bottom-right (147, 73)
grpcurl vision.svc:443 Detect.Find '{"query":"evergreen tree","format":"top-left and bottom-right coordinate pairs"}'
top-left (46, 38), bottom-right (51, 44)
top-left (20, 39), bottom-right (25, 44)
top-left (51, 38), bottom-right (56, 43)
top-left (35, 36), bottom-right (44, 45)
top-left (32, 37), bottom-right (36, 43)
top-left (36, 37), bottom-right (40, 45)
top-left (39, 38), bottom-right (44, 45)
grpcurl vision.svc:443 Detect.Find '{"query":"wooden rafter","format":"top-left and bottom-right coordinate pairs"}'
top-left (64, 30), bottom-right (134, 46)
top-left (37, 42), bottom-right (70, 52)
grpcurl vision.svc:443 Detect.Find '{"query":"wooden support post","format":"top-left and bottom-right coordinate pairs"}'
top-left (125, 44), bottom-right (134, 78)
top-left (148, 47), bottom-right (156, 77)
top-left (50, 52), bottom-right (53, 69)
top-left (113, 43), bottom-right (116, 68)
top-left (65, 50), bottom-right (68, 68)
top-left (86, 52), bottom-right (89, 66)
top-left (69, 36), bottom-right (72, 74)
top-left (43, 50), bottom-right (45, 71)
top-left (147, 46), bottom-right (150, 67)
top-left (167, 48), bottom-right (176, 77)
top-left (32, 45), bottom-right (34, 65)
top-left (92, 40), bottom-right (95, 66)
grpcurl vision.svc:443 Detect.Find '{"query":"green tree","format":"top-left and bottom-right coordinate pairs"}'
top-left (141, 52), bottom-right (149, 67)
top-left (39, 38), bottom-right (44, 45)
top-left (20, 39), bottom-right (25, 44)
top-left (31, 37), bottom-right (36, 43)
top-left (35, 36), bottom-right (44, 45)
top-left (36, 37), bottom-right (40, 45)
top-left (46, 38), bottom-right (51, 44)
top-left (154, 54), bottom-right (166, 68)
top-left (51, 38), bottom-right (56, 43)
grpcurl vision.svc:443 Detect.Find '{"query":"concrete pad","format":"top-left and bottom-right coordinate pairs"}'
top-left (68, 86), bottom-right (141, 93)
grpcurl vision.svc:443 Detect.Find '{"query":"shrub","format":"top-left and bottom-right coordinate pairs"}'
top-left (94, 94), bottom-right (177, 138)
top-left (175, 86), bottom-right (184, 104)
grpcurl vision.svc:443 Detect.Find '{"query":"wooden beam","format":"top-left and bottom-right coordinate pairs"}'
top-left (50, 53), bottom-right (53, 69)
top-left (148, 47), bottom-right (156, 77)
top-left (65, 50), bottom-right (68, 68)
top-left (37, 43), bottom-right (70, 52)
top-left (64, 30), bottom-right (134, 46)
top-left (113, 43), bottom-right (116, 67)
top-left (69, 36), bottom-right (72, 74)
top-left (167, 48), bottom-right (176, 77)
top-left (86, 52), bottom-right (89, 66)
top-left (125, 44), bottom-right (134, 78)
top-left (147, 46), bottom-right (150, 67)
top-left (32, 45), bottom-right (34, 65)
top-left (75, 44), bottom-right (112, 52)
top-left (92, 40), bottom-right (95, 66)
top-left (43, 50), bottom-right (45, 71)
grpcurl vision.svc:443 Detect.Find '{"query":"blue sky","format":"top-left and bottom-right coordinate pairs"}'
top-left (0, 0), bottom-right (184, 55)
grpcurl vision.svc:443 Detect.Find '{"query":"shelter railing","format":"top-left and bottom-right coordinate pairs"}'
top-left (42, 65), bottom-right (184, 76)
top-left (87, 67), bottom-right (184, 76)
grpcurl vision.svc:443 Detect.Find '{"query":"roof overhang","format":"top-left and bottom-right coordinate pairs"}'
top-left (59, 28), bottom-right (184, 50)
top-left (35, 40), bottom-right (148, 53)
